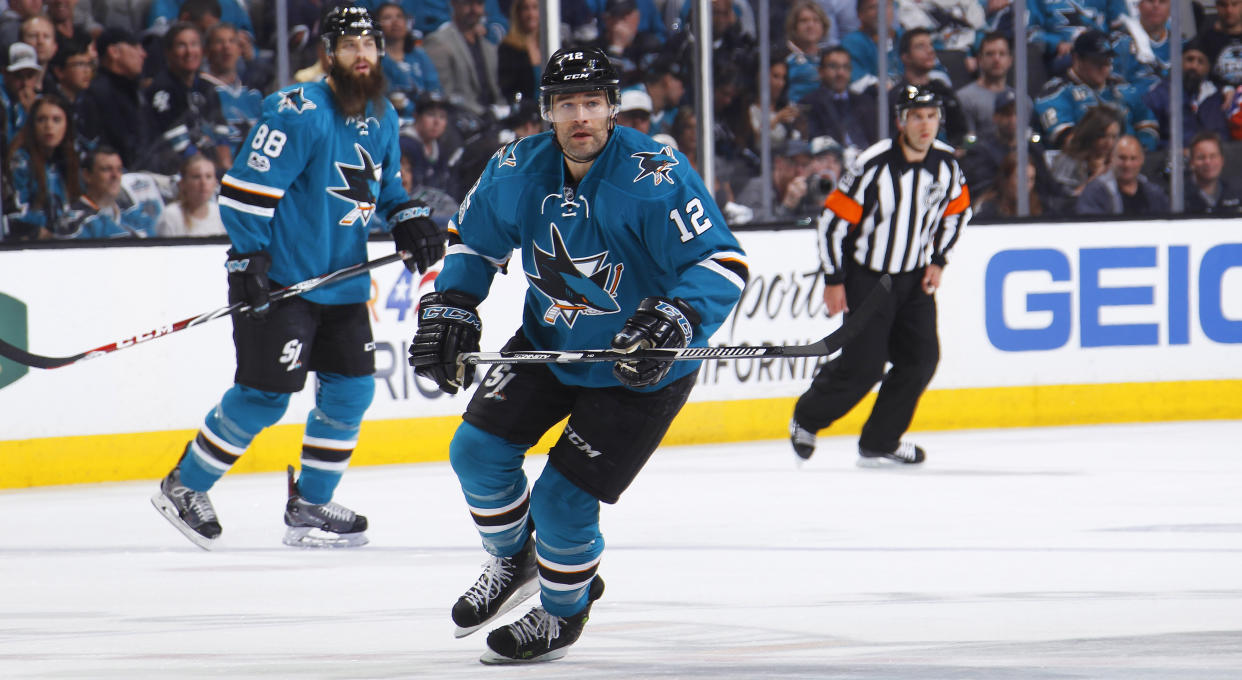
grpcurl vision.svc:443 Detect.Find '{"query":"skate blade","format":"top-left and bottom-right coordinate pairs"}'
top-left (856, 457), bottom-right (923, 469)
top-left (453, 578), bottom-right (540, 639)
top-left (282, 526), bottom-right (369, 548)
top-left (150, 492), bottom-right (217, 551)
top-left (479, 646), bottom-right (568, 665)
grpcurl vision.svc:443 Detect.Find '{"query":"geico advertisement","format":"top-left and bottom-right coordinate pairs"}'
top-left (938, 219), bottom-right (1242, 387)
top-left (1, 220), bottom-right (1239, 440)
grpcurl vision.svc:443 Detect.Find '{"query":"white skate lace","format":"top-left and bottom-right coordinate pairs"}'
top-left (789, 420), bottom-right (815, 447)
top-left (507, 607), bottom-right (562, 645)
top-left (186, 490), bottom-right (217, 522)
top-left (313, 501), bottom-right (354, 523)
top-left (463, 556), bottom-right (516, 609)
top-left (893, 442), bottom-right (919, 462)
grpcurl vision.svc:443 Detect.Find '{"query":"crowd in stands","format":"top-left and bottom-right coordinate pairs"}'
top-left (3, 0), bottom-right (1242, 241)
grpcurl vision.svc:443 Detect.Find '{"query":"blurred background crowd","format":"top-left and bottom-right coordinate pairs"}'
top-left (1, 0), bottom-right (1239, 241)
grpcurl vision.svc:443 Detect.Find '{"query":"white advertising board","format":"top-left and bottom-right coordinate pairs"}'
top-left (1, 218), bottom-right (1239, 442)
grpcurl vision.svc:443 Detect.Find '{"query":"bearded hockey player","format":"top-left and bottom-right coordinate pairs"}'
top-left (151, 6), bottom-right (444, 550)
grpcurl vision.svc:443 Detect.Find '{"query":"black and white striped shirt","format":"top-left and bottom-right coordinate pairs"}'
top-left (817, 138), bottom-right (971, 284)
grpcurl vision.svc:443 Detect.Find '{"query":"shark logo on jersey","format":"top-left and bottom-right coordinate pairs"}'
top-left (277, 87), bottom-right (316, 114)
top-left (328, 143), bottom-right (381, 226)
top-left (526, 224), bottom-right (623, 328)
top-left (631, 146), bottom-right (678, 186)
top-left (497, 142), bottom-right (518, 168)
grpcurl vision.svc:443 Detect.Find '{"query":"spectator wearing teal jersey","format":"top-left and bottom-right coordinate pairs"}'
top-left (375, 2), bottom-right (442, 118)
top-left (784, 0), bottom-right (828, 104)
top-left (4, 94), bottom-right (82, 240)
top-left (63, 146), bottom-right (161, 239)
top-left (841, 0), bottom-right (901, 86)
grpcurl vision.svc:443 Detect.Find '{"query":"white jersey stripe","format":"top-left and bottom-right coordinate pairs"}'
top-left (303, 435), bottom-right (358, 450)
top-left (219, 195), bottom-right (275, 218)
top-left (300, 458), bottom-right (351, 472)
top-left (696, 258), bottom-right (746, 292)
top-left (467, 487), bottom-right (531, 518)
top-left (189, 440), bottom-right (234, 472)
top-left (199, 423), bottom-right (246, 456)
top-left (221, 174), bottom-right (287, 199)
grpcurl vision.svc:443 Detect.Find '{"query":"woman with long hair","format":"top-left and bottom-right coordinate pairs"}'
top-left (498, 0), bottom-right (541, 103)
top-left (157, 153), bottom-right (225, 237)
top-left (975, 152), bottom-right (1044, 219)
top-left (749, 51), bottom-right (807, 148)
top-left (1050, 105), bottom-right (1123, 197)
top-left (3, 94), bottom-right (80, 240)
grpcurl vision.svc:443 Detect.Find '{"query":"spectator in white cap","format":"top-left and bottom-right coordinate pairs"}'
top-left (616, 88), bottom-right (653, 135)
top-left (3, 43), bottom-right (43, 145)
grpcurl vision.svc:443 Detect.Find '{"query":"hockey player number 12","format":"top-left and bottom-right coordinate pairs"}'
top-left (670, 197), bottom-right (713, 242)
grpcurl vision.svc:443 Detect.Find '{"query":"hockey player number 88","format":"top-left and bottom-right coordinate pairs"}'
top-left (669, 198), bottom-right (713, 242)
top-left (251, 124), bottom-right (288, 158)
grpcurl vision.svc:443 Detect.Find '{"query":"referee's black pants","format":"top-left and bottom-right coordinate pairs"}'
top-left (793, 268), bottom-right (939, 454)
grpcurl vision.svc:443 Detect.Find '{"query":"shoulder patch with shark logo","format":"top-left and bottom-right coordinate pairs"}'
top-left (631, 145), bottom-right (679, 186)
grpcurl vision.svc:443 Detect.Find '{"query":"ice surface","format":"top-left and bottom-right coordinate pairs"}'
top-left (2, 421), bottom-right (1241, 678)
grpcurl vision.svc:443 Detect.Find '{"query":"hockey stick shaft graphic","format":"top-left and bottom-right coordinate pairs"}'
top-left (0, 251), bottom-right (411, 370)
top-left (461, 274), bottom-right (892, 366)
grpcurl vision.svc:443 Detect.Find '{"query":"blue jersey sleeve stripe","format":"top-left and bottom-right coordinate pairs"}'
top-left (219, 182), bottom-right (280, 210)
top-left (219, 195), bottom-right (276, 218)
top-left (221, 174), bottom-right (286, 199)
top-left (446, 242), bottom-right (510, 269)
top-left (696, 257), bottom-right (747, 292)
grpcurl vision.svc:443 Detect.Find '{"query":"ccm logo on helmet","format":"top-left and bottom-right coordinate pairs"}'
top-left (564, 73), bottom-right (591, 80)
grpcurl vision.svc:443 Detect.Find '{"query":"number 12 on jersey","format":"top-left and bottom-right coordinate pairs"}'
top-left (670, 197), bottom-right (713, 242)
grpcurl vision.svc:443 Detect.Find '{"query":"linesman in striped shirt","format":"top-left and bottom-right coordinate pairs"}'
top-left (789, 85), bottom-right (971, 467)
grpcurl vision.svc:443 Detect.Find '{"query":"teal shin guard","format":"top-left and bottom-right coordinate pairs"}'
top-left (531, 464), bottom-right (604, 617)
top-left (450, 422), bottom-right (532, 557)
top-left (298, 373), bottom-right (374, 504)
top-left (180, 385), bottom-right (290, 492)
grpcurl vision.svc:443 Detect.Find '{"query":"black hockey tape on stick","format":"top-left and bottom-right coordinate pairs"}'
top-left (0, 251), bottom-right (412, 370)
top-left (460, 274), bottom-right (892, 366)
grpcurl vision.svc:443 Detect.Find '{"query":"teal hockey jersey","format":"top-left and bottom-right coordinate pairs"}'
top-left (218, 81), bottom-right (408, 305)
top-left (437, 125), bottom-right (750, 390)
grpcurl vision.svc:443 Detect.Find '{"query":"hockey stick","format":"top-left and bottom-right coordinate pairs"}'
top-left (0, 251), bottom-right (412, 370)
top-left (460, 274), bottom-right (892, 366)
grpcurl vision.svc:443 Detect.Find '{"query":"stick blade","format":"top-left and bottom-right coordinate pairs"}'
top-left (0, 338), bottom-right (81, 369)
top-left (782, 274), bottom-right (892, 357)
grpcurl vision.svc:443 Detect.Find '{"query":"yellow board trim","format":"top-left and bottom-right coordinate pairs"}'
top-left (3, 380), bottom-right (1240, 489)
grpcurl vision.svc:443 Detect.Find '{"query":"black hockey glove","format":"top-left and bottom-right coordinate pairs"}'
top-left (226, 250), bottom-right (272, 320)
top-left (389, 200), bottom-right (444, 274)
top-left (408, 291), bottom-right (482, 394)
top-left (611, 296), bottom-right (700, 388)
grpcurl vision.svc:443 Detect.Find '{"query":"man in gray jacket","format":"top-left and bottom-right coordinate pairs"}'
top-left (1076, 135), bottom-right (1170, 216)
top-left (423, 0), bottom-right (501, 118)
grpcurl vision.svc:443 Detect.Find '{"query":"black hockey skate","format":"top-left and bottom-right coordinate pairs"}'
top-left (480, 575), bottom-right (605, 665)
top-left (282, 466), bottom-right (369, 548)
top-left (789, 418), bottom-right (817, 463)
top-left (858, 441), bottom-right (926, 467)
top-left (151, 454), bottom-right (222, 551)
top-left (452, 538), bottom-right (539, 638)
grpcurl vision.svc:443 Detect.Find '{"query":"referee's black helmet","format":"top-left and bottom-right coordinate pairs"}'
top-left (540, 47), bottom-right (621, 119)
top-left (895, 84), bottom-right (943, 121)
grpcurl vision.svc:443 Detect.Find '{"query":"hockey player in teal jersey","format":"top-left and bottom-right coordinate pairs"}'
top-left (152, 6), bottom-right (444, 550)
top-left (408, 47), bottom-right (749, 664)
